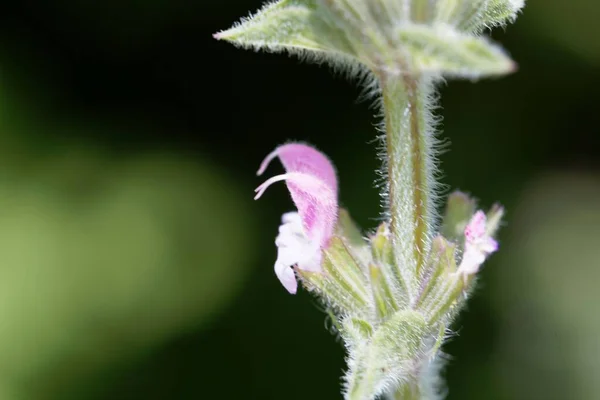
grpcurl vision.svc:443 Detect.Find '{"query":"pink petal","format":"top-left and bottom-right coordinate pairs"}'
top-left (258, 143), bottom-right (337, 194)
top-left (464, 210), bottom-right (487, 243)
top-left (256, 143), bottom-right (339, 245)
top-left (481, 237), bottom-right (499, 254)
top-left (458, 209), bottom-right (500, 276)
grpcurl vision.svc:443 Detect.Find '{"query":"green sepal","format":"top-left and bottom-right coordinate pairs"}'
top-left (344, 310), bottom-right (428, 400)
top-left (299, 269), bottom-right (361, 313)
top-left (414, 236), bottom-right (457, 310)
top-left (369, 263), bottom-right (398, 320)
top-left (370, 222), bottom-right (394, 265)
top-left (440, 191), bottom-right (477, 243)
top-left (429, 322), bottom-right (447, 358)
top-left (342, 317), bottom-right (374, 349)
top-left (485, 203), bottom-right (505, 237)
top-left (336, 208), bottom-right (371, 268)
top-left (370, 222), bottom-right (409, 308)
top-left (325, 236), bottom-right (369, 290)
top-left (422, 275), bottom-right (464, 325)
top-left (299, 235), bottom-right (371, 315)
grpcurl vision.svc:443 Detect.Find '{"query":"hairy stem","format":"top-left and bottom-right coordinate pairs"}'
top-left (390, 383), bottom-right (421, 400)
top-left (412, 0), bottom-right (430, 22)
top-left (380, 73), bottom-right (437, 299)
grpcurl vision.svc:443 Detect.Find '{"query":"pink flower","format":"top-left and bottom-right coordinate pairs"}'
top-left (457, 210), bottom-right (498, 276)
top-left (255, 143), bottom-right (339, 294)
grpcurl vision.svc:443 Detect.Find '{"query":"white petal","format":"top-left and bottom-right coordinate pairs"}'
top-left (281, 211), bottom-right (302, 225)
top-left (457, 247), bottom-right (485, 275)
top-left (275, 261), bottom-right (298, 294)
top-left (272, 212), bottom-right (323, 293)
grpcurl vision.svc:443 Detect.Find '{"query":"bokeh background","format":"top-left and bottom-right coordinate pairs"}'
top-left (0, 0), bottom-right (598, 399)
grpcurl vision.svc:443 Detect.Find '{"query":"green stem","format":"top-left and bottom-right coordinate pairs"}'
top-left (389, 383), bottom-right (421, 400)
top-left (412, 0), bottom-right (430, 22)
top-left (380, 73), bottom-right (436, 298)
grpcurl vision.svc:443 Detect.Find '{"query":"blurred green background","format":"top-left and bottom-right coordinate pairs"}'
top-left (0, 0), bottom-right (597, 399)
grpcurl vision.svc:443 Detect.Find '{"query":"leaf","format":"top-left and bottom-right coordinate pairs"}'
top-left (465, 0), bottom-right (525, 32)
top-left (435, 0), bottom-right (524, 33)
top-left (397, 23), bottom-right (516, 78)
top-left (213, 0), bottom-right (355, 60)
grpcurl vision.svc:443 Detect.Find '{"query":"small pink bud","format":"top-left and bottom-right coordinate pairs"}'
top-left (255, 143), bottom-right (339, 294)
top-left (457, 210), bottom-right (499, 276)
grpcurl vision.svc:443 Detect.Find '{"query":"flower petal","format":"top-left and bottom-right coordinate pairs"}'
top-left (481, 237), bottom-right (499, 254)
top-left (256, 143), bottom-right (339, 245)
top-left (464, 210), bottom-right (487, 243)
top-left (458, 247), bottom-right (486, 275)
top-left (275, 260), bottom-right (298, 294)
top-left (457, 209), bottom-right (499, 276)
top-left (257, 143), bottom-right (337, 194)
top-left (272, 211), bottom-right (323, 293)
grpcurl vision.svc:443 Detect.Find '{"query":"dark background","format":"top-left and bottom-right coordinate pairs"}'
top-left (0, 1), bottom-right (598, 399)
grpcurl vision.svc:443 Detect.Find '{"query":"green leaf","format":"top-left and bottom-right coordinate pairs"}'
top-left (435, 0), bottom-right (524, 33)
top-left (462, 0), bottom-right (525, 32)
top-left (397, 23), bottom-right (516, 77)
top-left (214, 0), bottom-right (355, 60)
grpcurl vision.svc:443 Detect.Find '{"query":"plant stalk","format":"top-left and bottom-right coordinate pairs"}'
top-left (380, 72), bottom-right (437, 299)
top-left (389, 382), bottom-right (421, 400)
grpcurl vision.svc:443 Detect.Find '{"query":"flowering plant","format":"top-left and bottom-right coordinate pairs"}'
top-left (215, 1), bottom-right (523, 398)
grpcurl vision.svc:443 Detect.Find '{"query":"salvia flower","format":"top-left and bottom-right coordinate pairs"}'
top-left (218, 0), bottom-right (519, 397)
top-left (255, 143), bottom-right (339, 294)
